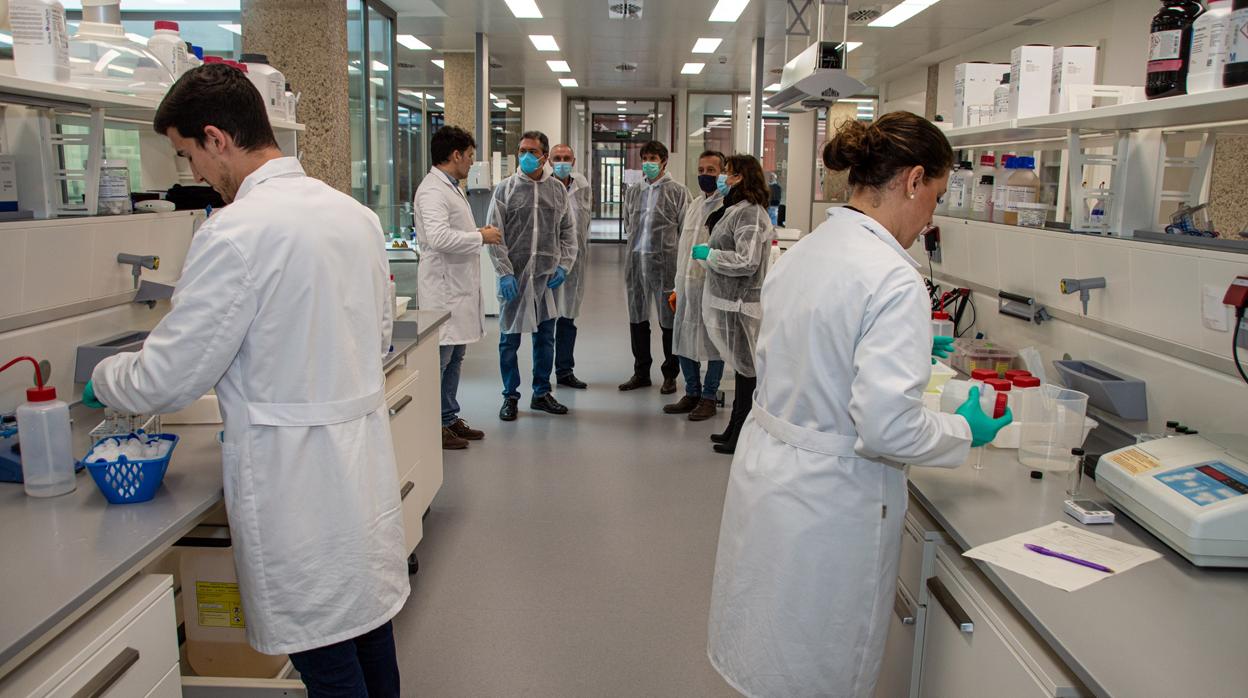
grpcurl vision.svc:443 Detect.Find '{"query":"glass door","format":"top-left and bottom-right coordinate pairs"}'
top-left (346, 0), bottom-right (398, 234)
top-left (576, 97), bottom-right (673, 243)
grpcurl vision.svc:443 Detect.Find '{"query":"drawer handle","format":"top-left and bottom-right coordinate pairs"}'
top-left (893, 591), bottom-right (916, 626)
top-left (400, 481), bottom-right (414, 500)
top-left (389, 395), bottom-right (413, 417)
top-left (72, 646), bottom-right (140, 698)
top-left (927, 577), bottom-right (974, 634)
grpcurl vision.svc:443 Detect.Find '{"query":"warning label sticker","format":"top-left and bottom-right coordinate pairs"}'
top-left (195, 582), bottom-right (246, 629)
top-left (1107, 448), bottom-right (1163, 476)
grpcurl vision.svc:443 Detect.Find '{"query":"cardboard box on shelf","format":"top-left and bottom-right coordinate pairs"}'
top-left (1010, 44), bottom-right (1055, 119)
top-left (1051, 45), bottom-right (1099, 113)
top-left (953, 62), bottom-right (1010, 128)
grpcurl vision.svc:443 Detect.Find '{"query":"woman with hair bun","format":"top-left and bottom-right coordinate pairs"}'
top-left (707, 112), bottom-right (1013, 697)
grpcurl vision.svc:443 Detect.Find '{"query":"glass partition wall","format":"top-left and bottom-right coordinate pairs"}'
top-left (347, 0), bottom-right (398, 234)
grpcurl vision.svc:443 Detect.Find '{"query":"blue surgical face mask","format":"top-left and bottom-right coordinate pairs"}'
top-left (552, 162), bottom-right (573, 179)
top-left (641, 161), bottom-right (661, 180)
top-left (716, 173), bottom-right (731, 197)
top-left (519, 152), bottom-right (541, 175)
top-left (697, 174), bottom-right (718, 194)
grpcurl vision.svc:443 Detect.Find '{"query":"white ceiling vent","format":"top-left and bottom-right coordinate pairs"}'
top-left (609, 1), bottom-right (643, 19)
top-left (848, 6), bottom-right (884, 25)
top-left (615, 62), bottom-right (639, 72)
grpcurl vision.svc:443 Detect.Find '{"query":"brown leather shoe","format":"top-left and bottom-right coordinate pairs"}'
top-left (689, 398), bottom-right (718, 421)
top-left (663, 395), bottom-right (699, 414)
top-left (442, 427), bottom-right (468, 450)
top-left (660, 377), bottom-right (678, 395)
top-left (447, 418), bottom-right (484, 440)
top-left (618, 374), bottom-right (652, 391)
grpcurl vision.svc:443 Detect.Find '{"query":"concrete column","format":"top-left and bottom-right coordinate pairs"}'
top-left (522, 86), bottom-right (563, 146)
top-left (1210, 136), bottom-right (1248, 235)
top-left (924, 64), bottom-right (939, 121)
top-left (821, 102), bottom-right (860, 201)
top-left (241, 0), bottom-right (349, 192)
top-left (442, 53), bottom-right (476, 134)
top-left (474, 33), bottom-right (490, 163)
top-left (786, 109), bottom-right (817, 235)
top-left (749, 36), bottom-right (765, 157)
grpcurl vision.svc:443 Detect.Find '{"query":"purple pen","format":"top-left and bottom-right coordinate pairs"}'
top-left (1024, 543), bottom-right (1115, 574)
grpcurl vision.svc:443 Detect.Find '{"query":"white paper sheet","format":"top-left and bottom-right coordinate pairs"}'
top-left (964, 521), bottom-right (1162, 591)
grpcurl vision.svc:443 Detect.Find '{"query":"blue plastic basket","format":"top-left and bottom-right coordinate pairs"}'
top-left (84, 433), bottom-right (179, 504)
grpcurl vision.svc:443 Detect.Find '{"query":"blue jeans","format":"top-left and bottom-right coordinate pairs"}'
top-left (439, 344), bottom-right (466, 427)
top-left (555, 317), bottom-right (577, 377)
top-left (678, 356), bottom-right (724, 400)
top-left (287, 621), bottom-right (399, 698)
top-left (500, 318), bottom-right (556, 399)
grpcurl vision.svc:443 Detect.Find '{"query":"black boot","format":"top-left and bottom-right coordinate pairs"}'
top-left (713, 374), bottom-right (755, 454)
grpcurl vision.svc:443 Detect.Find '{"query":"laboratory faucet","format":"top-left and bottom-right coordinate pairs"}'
top-left (117, 253), bottom-right (160, 289)
top-left (1060, 277), bottom-right (1106, 315)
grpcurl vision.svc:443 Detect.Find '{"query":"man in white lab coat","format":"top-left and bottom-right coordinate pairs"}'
top-left (83, 64), bottom-right (407, 697)
top-left (414, 126), bottom-right (503, 450)
top-left (549, 143), bottom-right (592, 390)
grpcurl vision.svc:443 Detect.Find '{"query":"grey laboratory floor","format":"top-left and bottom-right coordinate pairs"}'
top-left (390, 245), bottom-right (742, 697)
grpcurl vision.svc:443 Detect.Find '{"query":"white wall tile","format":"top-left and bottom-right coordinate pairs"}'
top-left (145, 216), bottom-right (196, 284)
top-left (965, 224), bottom-right (1001, 289)
top-left (994, 231), bottom-right (1035, 297)
top-left (0, 319), bottom-right (79, 414)
top-left (1075, 239), bottom-right (1132, 323)
top-left (1127, 248), bottom-right (1202, 346)
top-left (89, 217), bottom-right (151, 298)
top-left (1032, 235), bottom-right (1081, 315)
top-left (0, 228), bottom-right (27, 317)
top-left (22, 224), bottom-right (92, 312)
top-left (935, 219), bottom-right (970, 280)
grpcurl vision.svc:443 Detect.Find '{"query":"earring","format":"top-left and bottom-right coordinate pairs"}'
top-left (908, 193), bottom-right (916, 200)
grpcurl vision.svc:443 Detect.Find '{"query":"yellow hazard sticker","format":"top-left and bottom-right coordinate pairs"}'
top-left (195, 582), bottom-right (246, 629)
top-left (1108, 448), bottom-right (1163, 476)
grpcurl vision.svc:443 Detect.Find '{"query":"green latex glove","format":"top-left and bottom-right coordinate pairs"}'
top-left (691, 244), bottom-right (711, 261)
top-left (955, 386), bottom-right (1013, 447)
top-left (932, 335), bottom-right (955, 364)
top-left (82, 380), bottom-right (105, 409)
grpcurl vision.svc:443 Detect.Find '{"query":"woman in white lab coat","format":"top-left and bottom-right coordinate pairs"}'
top-left (707, 112), bottom-right (1013, 697)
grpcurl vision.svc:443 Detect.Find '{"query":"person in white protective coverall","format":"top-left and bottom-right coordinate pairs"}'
top-left (549, 143), bottom-right (593, 390)
top-left (707, 112), bottom-right (1014, 698)
top-left (82, 64), bottom-right (408, 698)
top-left (618, 140), bottom-right (692, 395)
top-left (414, 125), bottom-right (503, 450)
top-left (694, 154), bottom-right (774, 456)
top-left (665, 149), bottom-right (727, 423)
top-left (487, 130), bottom-right (579, 421)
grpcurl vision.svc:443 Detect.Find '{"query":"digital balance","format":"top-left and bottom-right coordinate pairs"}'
top-left (1097, 434), bottom-right (1248, 567)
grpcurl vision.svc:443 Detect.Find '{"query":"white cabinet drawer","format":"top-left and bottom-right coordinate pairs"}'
top-left (917, 546), bottom-right (1088, 698)
top-left (875, 582), bottom-right (920, 698)
top-left (898, 501), bottom-right (946, 604)
top-left (0, 575), bottom-right (179, 698)
top-left (387, 370), bottom-right (423, 482)
top-left (181, 663), bottom-right (304, 697)
top-left (145, 664), bottom-right (182, 698)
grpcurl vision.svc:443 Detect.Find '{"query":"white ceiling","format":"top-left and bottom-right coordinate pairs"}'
top-left (389, 0), bottom-right (1101, 94)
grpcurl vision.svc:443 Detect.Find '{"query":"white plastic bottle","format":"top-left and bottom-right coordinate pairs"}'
top-left (935, 164), bottom-right (957, 217)
top-left (939, 379), bottom-right (998, 415)
top-left (0, 356), bottom-right (75, 498)
top-left (239, 53), bottom-right (287, 119)
top-left (1188, 0), bottom-right (1233, 93)
top-left (147, 20), bottom-right (189, 76)
top-left (992, 73), bottom-right (1011, 122)
top-left (9, 0), bottom-right (71, 84)
top-left (283, 82), bottom-right (298, 122)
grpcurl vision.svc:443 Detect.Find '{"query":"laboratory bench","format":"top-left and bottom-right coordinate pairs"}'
top-left (0, 309), bottom-right (448, 696)
top-left (883, 447), bottom-right (1247, 698)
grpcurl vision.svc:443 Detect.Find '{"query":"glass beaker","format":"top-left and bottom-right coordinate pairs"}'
top-left (1018, 385), bottom-right (1089, 472)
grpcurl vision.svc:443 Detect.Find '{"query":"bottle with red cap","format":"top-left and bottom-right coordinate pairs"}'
top-left (147, 20), bottom-right (189, 77)
top-left (931, 311), bottom-right (954, 339)
top-left (0, 356), bottom-right (75, 498)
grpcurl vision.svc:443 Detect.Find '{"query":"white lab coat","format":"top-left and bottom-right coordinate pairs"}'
top-left (554, 172), bottom-right (592, 320)
top-left (414, 166), bottom-right (486, 346)
top-left (707, 207), bottom-right (972, 697)
top-left (92, 157), bottom-right (408, 656)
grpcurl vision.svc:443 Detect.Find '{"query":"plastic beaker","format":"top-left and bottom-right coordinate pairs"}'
top-left (1018, 385), bottom-right (1089, 472)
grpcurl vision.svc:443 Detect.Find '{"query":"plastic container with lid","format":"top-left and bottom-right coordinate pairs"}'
top-left (1226, 0), bottom-right (1248, 87)
top-left (68, 1), bottom-right (174, 95)
top-left (970, 368), bottom-right (1000, 381)
top-left (9, 0), bottom-right (71, 84)
top-left (1147, 0), bottom-right (1205, 99)
top-left (239, 53), bottom-right (287, 118)
top-left (0, 356), bottom-right (75, 498)
top-left (983, 378), bottom-right (1013, 410)
top-left (951, 338), bottom-right (1017, 376)
top-left (147, 20), bottom-right (189, 77)
top-left (931, 311), bottom-right (954, 339)
top-left (1002, 156), bottom-right (1040, 226)
top-left (204, 55), bottom-right (226, 65)
top-left (1188, 0), bottom-right (1233, 94)
top-left (1004, 369), bottom-right (1032, 381)
top-left (98, 160), bottom-right (132, 215)
top-left (991, 154), bottom-right (1016, 223)
top-left (1014, 202), bottom-right (1048, 227)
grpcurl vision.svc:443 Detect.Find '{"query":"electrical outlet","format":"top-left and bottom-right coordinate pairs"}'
top-left (1202, 285), bottom-right (1231, 332)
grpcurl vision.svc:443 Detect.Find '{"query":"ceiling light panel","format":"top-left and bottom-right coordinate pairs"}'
top-left (397, 34), bottom-right (430, 50)
top-left (528, 34), bottom-right (559, 51)
top-left (845, 42), bottom-right (862, 52)
top-left (681, 62), bottom-right (705, 74)
top-left (218, 23), bottom-right (241, 35)
top-left (764, 82), bottom-right (781, 92)
top-left (708, 0), bottom-right (750, 22)
top-left (547, 60), bottom-right (571, 72)
top-left (503, 0), bottom-right (543, 19)
top-left (868, 0), bottom-right (941, 28)
top-left (558, 77), bottom-right (578, 87)
top-left (692, 37), bottom-right (722, 53)
top-left (431, 59), bottom-right (445, 69)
